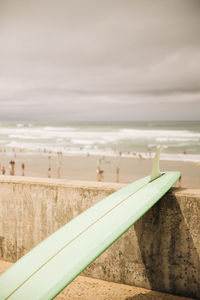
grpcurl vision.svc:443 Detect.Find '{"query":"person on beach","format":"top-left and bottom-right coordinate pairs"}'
top-left (116, 166), bottom-right (120, 183)
top-left (21, 163), bottom-right (25, 176)
top-left (96, 166), bottom-right (100, 181)
top-left (48, 153), bottom-right (51, 178)
top-left (138, 153), bottom-right (143, 160)
top-left (1, 166), bottom-right (6, 175)
top-left (56, 152), bottom-right (62, 179)
top-left (57, 164), bottom-right (61, 178)
top-left (9, 160), bottom-right (15, 176)
top-left (96, 166), bottom-right (104, 182)
top-left (48, 167), bottom-right (51, 178)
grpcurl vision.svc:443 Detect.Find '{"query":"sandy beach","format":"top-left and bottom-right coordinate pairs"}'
top-left (0, 152), bottom-right (199, 188)
top-left (0, 260), bottom-right (193, 300)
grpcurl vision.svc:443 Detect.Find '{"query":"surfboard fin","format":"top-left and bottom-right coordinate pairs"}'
top-left (150, 146), bottom-right (163, 182)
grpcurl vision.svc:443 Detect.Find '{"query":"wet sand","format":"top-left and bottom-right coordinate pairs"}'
top-left (0, 153), bottom-right (199, 188)
top-left (0, 260), bottom-right (193, 300)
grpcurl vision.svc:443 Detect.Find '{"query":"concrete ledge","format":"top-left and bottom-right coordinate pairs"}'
top-left (0, 175), bottom-right (125, 190)
top-left (0, 176), bottom-right (199, 298)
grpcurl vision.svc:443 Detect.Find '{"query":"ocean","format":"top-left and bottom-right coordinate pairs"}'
top-left (0, 121), bottom-right (200, 162)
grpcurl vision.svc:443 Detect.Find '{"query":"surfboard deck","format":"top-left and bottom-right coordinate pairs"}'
top-left (0, 171), bottom-right (180, 300)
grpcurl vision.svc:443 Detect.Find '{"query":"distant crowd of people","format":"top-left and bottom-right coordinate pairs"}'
top-left (0, 160), bottom-right (25, 176)
top-left (0, 149), bottom-right (63, 179)
top-left (0, 147), bottom-right (188, 184)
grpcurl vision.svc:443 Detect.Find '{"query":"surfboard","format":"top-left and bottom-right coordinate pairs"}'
top-left (0, 150), bottom-right (180, 300)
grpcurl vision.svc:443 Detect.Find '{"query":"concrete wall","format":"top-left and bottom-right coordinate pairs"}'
top-left (0, 176), bottom-right (199, 298)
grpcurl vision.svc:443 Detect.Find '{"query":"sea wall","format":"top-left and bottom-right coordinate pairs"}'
top-left (0, 176), bottom-right (199, 298)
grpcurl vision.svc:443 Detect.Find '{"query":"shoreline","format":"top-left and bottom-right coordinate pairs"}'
top-left (0, 153), bottom-right (199, 188)
top-left (2, 148), bottom-right (200, 163)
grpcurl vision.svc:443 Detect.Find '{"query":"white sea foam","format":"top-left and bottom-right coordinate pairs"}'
top-left (1, 122), bottom-right (200, 162)
top-left (16, 123), bottom-right (24, 128)
top-left (1, 126), bottom-right (200, 142)
top-left (120, 128), bottom-right (200, 139)
top-left (4, 140), bottom-right (200, 162)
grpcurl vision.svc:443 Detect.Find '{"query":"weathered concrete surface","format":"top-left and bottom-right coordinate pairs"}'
top-left (0, 260), bottom-right (194, 300)
top-left (0, 176), bottom-right (199, 298)
top-left (0, 176), bottom-right (123, 262)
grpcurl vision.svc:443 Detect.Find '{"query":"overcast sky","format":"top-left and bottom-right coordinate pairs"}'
top-left (0, 0), bottom-right (200, 121)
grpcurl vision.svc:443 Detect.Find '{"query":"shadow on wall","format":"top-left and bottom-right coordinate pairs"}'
top-left (134, 189), bottom-right (199, 299)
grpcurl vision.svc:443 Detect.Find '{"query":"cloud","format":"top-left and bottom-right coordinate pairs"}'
top-left (0, 0), bottom-right (199, 121)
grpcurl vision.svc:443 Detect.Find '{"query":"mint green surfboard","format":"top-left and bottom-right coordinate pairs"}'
top-left (0, 149), bottom-right (180, 300)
